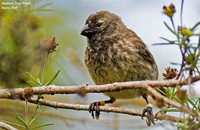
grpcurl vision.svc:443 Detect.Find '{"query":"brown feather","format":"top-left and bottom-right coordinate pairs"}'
top-left (83, 11), bottom-right (158, 99)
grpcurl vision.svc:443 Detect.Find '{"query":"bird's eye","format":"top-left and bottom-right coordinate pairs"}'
top-left (96, 21), bottom-right (103, 27)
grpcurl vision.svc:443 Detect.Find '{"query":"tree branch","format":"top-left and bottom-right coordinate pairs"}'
top-left (27, 98), bottom-right (185, 123)
top-left (145, 85), bottom-right (195, 116)
top-left (0, 75), bottom-right (199, 99)
top-left (0, 75), bottom-right (199, 123)
top-left (0, 122), bottom-right (17, 130)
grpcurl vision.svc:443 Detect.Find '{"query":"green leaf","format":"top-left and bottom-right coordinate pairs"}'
top-left (162, 108), bottom-right (179, 113)
top-left (194, 97), bottom-right (200, 106)
top-left (172, 88), bottom-right (176, 97)
top-left (26, 81), bottom-right (38, 87)
top-left (191, 21), bottom-right (200, 31)
top-left (156, 88), bottom-right (166, 96)
top-left (31, 104), bottom-right (41, 121)
top-left (31, 123), bottom-right (54, 129)
top-left (36, 78), bottom-right (42, 86)
top-left (25, 72), bottom-right (42, 86)
top-left (45, 69), bottom-right (60, 85)
top-left (28, 109), bottom-right (44, 126)
top-left (25, 72), bottom-right (38, 83)
top-left (160, 37), bottom-right (171, 42)
top-left (164, 22), bottom-right (177, 36)
top-left (187, 98), bottom-right (196, 108)
top-left (158, 37), bottom-right (178, 44)
top-left (15, 114), bottom-right (27, 127)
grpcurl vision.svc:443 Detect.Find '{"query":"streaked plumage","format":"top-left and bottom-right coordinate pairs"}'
top-left (82, 11), bottom-right (158, 100)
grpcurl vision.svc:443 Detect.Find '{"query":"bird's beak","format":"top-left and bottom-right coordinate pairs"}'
top-left (80, 24), bottom-right (94, 36)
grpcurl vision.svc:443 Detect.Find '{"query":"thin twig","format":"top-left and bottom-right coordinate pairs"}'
top-left (145, 85), bottom-right (195, 116)
top-left (41, 52), bottom-right (49, 84)
top-left (176, 47), bottom-right (186, 80)
top-left (27, 98), bottom-right (185, 123)
top-left (0, 122), bottom-right (17, 130)
top-left (25, 99), bottom-right (28, 125)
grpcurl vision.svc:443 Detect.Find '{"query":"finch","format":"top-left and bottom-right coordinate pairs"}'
top-left (81, 11), bottom-right (158, 125)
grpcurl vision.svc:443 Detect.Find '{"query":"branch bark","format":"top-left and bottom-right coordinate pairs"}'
top-left (0, 122), bottom-right (17, 130)
top-left (0, 75), bottom-right (199, 99)
top-left (27, 98), bottom-right (185, 123)
top-left (0, 75), bottom-right (199, 124)
top-left (145, 85), bottom-right (195, 116)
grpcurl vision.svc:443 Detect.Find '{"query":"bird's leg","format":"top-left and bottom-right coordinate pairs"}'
top-left (141, 95), bottom-right (155, 126)
top-left (89, 97), bottom-right (115, 120)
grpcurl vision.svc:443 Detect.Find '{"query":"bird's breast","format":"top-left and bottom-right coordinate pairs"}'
top-left (84, 40), bottom-right (140, 85)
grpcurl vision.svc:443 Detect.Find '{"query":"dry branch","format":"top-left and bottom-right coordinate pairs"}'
top-left (0, 75), bottom-right (199, 99)
top-left (28, 98), bottom-right (185, 123)
top-left (0, 75), bottom-right (199, 124)
top-left (0, 122), bottom-right (17, 130)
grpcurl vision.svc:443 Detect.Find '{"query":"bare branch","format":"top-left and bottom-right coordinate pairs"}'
top-left (0, 75), bottom-right (199, 99)
top-left (27, 98), bottom-right (185, 123)
top-left (145, 85), bottom-right (195, 116)
top-left (0, 75), bottom-right (199, 123)
top-left (0, 122), bottom-right (17, 130)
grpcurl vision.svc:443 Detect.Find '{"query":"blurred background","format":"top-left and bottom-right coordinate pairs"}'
top-left (0, 0), bottom-right (200, 130)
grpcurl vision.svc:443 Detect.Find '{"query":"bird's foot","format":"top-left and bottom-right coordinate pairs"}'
top-left (141, 103), bottom-right (155, 126)
top-left (89, 101), bottom-right (105, 120)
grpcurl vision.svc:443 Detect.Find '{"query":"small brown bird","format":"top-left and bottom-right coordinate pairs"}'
top-left (81, 11), bottom-right (158, 125)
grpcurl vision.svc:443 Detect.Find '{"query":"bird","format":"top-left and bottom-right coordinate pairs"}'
top-left (80, 11), bottom-right (158, 125)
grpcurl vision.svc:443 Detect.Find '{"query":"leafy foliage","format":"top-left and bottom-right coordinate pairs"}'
top-left (158, 1), bottom-right (200, 129)
top-left (3, 104), bottom-right (54, 130)
top-left (0, 0), bottom-right (48, 88)
top-left (26, 69), bottom-right (60, 87)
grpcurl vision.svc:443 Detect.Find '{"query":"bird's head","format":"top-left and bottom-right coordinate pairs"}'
top-left (81, 11), bottom-right (125, 38)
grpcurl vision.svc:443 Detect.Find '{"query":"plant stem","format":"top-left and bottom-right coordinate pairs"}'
top-left (42, 52), bottom-right (49, 84)
top-left (170, 17), bottom-right (176, 33)
top-left (176, 46), bottom-right (186, 79)
top-left (25, 99), bottom-right (28, 128)
top-left (180, 0), bottom-right (184, 26)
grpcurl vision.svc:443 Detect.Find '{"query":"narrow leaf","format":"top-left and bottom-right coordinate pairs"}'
top-left (25, 72), bottom-right (38, 83)
top-left (45, 69), bottom-right (60, 85)
top-left (191, 21), bottom-right (200, 31)
top-left (27, 81), bottom-right (38, 87)
top-left (36, 78), bottom-right (42, 86)
top-left (31, 123), bottom-right (54, 129)
top-left (170, 62), bottom-right (181, 65)
top-left (15, 114), bottom-right (27, 127)
top-left (31, 104), bottom-right (41, 121)
top-left (28, 110), bottom-right (44, 126)
top-left (164, 22), bottom-right (177, 35)
top-left (159, 37), bottom-right (178, 44)
top-left (163, 108), bottom-right (179, 113)
top-left (187, 98), bottom-right (196, 108)
top-left (26, 72), bottom-right (40, 86)
top-left (152, 43), bottom-right (177, 46)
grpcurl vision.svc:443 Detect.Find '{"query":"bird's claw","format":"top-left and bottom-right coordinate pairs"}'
top-left (141, 104), bottom-right (155, 126)
top-left (89, 102), bottom-right (101, 120)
